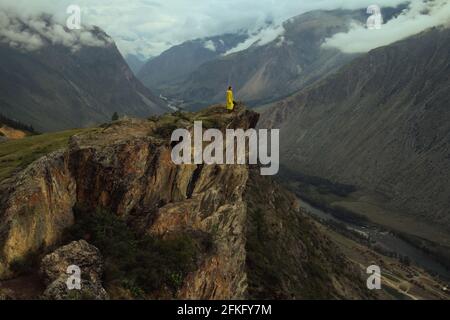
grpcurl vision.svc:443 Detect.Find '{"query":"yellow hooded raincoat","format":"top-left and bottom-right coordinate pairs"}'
top-left (226, 89), bottom-right (234, 110)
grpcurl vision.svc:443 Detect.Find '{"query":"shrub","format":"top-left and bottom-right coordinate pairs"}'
top-left (67, 208), bottom-right (209, 297)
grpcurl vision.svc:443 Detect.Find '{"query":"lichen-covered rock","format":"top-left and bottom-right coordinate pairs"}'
top-left (40, 240), bottom-right (108, 300)
top-left (42, 275), bottom-right (108, 300)
top-left (0, 151), bottom-right (76, 277)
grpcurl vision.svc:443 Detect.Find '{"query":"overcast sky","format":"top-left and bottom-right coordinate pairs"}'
top-left (1, 0), bottom-right (449, 59)
top-left (1, 0), bottom-right (416, 58)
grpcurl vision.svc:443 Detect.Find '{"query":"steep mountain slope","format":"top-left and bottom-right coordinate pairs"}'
top-left (175, 10), bottom-right (363, 107)
top-left (0, 21), bottom-right (167, 132)
top-left (260, 27), bottom-right (450, 229)
top-left (0, 106), bottom-right (369, 299)
top-left (125, 54), bottom-right (147, 75)
top-left (138, 33), bottom-right (248, 91)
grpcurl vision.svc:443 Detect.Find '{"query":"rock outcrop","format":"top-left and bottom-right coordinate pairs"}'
top-left (0, 105), bottom-right (369, 299)
top-left (0, 152), bottom-right (76, 278)
top-left (40, 240), bottom-right (108, 300)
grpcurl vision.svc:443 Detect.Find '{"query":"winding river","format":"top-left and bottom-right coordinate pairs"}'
top-left (299, 200), bottom-right (450, 281)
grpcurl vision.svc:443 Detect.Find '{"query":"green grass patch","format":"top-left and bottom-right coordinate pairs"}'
top-left (149, 107), bottom-right (233, 138)
top-left (0, 128), bottom-right (89, 183)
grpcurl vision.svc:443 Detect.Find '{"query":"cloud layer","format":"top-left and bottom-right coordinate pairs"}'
top-left (0, 8), bottom-right (111, 52)
top-left (323, 0), bottom-right (450, 53)
top-left (224, 24), bottom-right (286, 55)
top-left (0, 0), bottom-right (432, 57)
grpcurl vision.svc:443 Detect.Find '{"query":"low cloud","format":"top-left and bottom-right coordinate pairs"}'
top-left (322, 0), bottom-right (450, 53)
top-left (0, 6), bottom-right (111, 52)
top-left (224, 24), bottom-right (285, 55)
top-left (203, 40), bottom-right (217, 52)
top-left (0, 11), bottom-right (44, 51)
top-left (0, 0), bottom-right (410, 58)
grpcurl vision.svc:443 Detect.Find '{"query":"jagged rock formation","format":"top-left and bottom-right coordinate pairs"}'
top-left (260, 27), bottom-right (450, 229)
top-left (0, 151), bottom-right (76, 278)
top-left (0, 106), bottom-right (369, 299)
top-left (40, 240), bottom-right (108, 300)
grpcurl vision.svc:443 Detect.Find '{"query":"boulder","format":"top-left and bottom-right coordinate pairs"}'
top-left (40, 240), bottom-right (108, 300)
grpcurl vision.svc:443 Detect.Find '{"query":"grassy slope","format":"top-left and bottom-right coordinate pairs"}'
top-left (0, 129), bottom-right (89, 183)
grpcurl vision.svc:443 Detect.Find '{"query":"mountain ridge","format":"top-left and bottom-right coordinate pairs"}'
top-left (138, 33), bottom-right (248, 92)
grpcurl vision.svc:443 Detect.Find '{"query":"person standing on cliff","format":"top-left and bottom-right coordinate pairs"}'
top-left (226, 86), bottom-right (235, 112)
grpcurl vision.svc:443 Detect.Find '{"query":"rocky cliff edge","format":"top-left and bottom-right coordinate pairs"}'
top-left (0, 105), bottom-right (369, 299)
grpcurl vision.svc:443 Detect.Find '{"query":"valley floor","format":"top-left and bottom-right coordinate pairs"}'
top-left (295, 193), bottom-right (450, 299)
top-left (285, 176), bottom-right (450, 270)
top-left (323, 224), bottom-right (450, 300)
top-left (332, 191), bottom-right (450, 248)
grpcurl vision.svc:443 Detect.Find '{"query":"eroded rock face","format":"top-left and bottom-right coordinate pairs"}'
top-left (65, 108), bottom-right (256, 299)
top-left (0, 152), bottom-right (76, 277)
top-left (159, 164), bottom-right (249, 299)
top-left (0, 105), bottom-right (369, 299)
top-left (40, 240), bottom-right (108, 300)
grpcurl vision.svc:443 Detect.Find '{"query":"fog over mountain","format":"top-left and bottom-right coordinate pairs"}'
top-left (0, 10), bottom-right (111, 52)
top-left (138, 6), bottom-right (413, 109)
top-left (0, 16), bottom-right (167, 132)
top-left (0, 0), bottom-right (414, 58)
top-left (323, 0), bottom-right (450, 53)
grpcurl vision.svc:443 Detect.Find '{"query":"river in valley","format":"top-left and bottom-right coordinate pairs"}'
top-left (299, 200), bottom-right (450, 281)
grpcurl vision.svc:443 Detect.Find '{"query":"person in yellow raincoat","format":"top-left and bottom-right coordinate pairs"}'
top-left (226, 86), bottom-right (235, 111)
